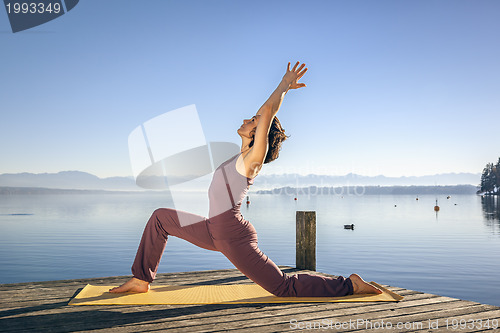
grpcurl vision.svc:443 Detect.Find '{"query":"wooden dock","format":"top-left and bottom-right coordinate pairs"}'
top-left (1, 266), bottom-right (499, 332)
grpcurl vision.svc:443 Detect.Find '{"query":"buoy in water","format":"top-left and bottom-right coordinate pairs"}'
top-left (434, 199), bottom-right (440, 211)
top-left (246, 196), bottom-right (250, 205)
top-left (294, 197), bottom-right (297, 201)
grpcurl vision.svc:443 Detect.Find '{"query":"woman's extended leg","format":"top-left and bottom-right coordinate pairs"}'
top-left (110, 208), bottom-right (216, 293)
top-left (214, 223), bottom-right (381, 297)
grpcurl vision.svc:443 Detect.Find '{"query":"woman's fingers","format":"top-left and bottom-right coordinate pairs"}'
top-left (286, 61), bottom-right (307, 88)
top-left (289, 82), bottom-right (306, 89)
top-left (287, 61), bottom-right (307, 73)
top-left (297, 67), bottom-right (308, 79)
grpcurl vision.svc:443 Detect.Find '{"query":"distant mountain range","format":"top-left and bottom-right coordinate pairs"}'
top-left (257, 185), bottom-right (479, 196)
top-left (0, 171), bottom-right (139, 191)
top-left (254, 172), bottom-right (480, 190)
top-left (0, 170), bottom-right (480, 192)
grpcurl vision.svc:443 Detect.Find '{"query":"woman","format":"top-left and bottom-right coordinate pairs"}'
top-left (110, 62), bottom-right (382, 296)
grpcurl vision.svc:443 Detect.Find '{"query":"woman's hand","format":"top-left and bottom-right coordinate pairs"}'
top-left (282, 61), bottom-right (308, 89)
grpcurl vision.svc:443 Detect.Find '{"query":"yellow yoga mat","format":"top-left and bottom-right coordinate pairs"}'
top-left (69, 282), bottom-right (403, 305)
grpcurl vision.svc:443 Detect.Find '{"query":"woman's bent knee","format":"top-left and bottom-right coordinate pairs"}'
top-left (152, 208), bottom-right (174, 217)
top-left (147, 208), bottom-right (178, 237)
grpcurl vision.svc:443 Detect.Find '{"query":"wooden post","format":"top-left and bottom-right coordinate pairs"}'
top-left (296, 211), bottom-right (316, 271)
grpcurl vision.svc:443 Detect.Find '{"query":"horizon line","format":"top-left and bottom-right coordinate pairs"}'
top-left (0, 170), bottom-right (482, 179)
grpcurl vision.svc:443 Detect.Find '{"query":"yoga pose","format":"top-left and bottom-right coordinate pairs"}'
top-left (110, 62), bottom-right (382, 296)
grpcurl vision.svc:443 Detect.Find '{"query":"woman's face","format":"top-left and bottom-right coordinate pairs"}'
top-left (237, 115), bottom-right (260, 138)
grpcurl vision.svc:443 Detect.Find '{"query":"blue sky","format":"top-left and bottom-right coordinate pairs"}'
top-left (1, 0), bottom-right (499, 178)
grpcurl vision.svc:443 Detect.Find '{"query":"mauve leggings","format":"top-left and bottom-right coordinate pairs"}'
top-left (131, 208), bottom-right (353, 297)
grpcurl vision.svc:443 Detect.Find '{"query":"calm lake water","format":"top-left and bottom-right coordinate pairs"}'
top-left (0, 192), bottom-right (499, 307)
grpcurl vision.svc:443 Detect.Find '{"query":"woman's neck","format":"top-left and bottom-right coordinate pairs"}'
top-left (240, 137), bottom-right (252, 153)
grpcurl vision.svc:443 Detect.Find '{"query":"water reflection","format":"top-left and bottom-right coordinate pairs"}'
top-left (481, 195), bottom-right (500, 233)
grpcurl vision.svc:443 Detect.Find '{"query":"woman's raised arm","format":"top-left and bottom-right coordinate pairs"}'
top-left (244, 61), bottom-right (308, 172)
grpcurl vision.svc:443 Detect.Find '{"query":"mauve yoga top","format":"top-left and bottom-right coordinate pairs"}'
top-left (208, 152), bottom-right (254, 219)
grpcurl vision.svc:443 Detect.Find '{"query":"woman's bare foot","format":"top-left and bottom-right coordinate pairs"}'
top-left (109, 277), bottom-right (150, 293)
top-left (349, 274), bottom-right (383, 294)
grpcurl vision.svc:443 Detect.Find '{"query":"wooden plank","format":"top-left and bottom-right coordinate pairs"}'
top-left (338, 305), bottom-right (500, 333)
top-left (412, 309), bottom-right (500, 333)
top-left (228, 299), bottom-right (466, 332)
top-left (163, 295), bottom-right (457, 333)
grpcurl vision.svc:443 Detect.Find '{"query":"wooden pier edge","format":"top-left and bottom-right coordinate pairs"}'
top-left (1, 267), bottom-right (500, 332)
